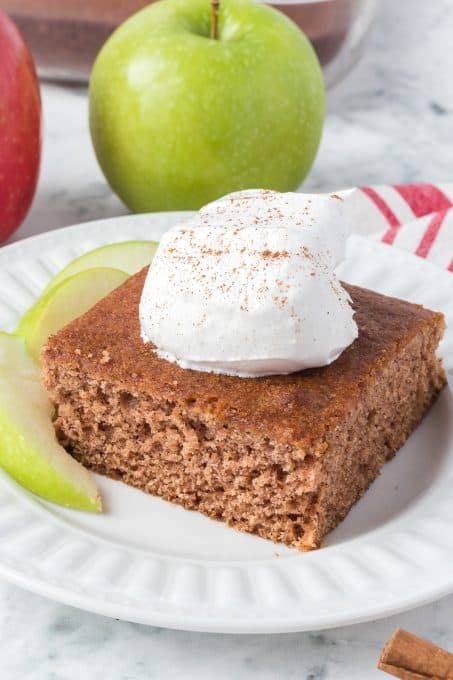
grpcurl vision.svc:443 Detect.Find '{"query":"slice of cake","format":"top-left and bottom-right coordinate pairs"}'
top-left (41, 268), bottom-right (446, 550)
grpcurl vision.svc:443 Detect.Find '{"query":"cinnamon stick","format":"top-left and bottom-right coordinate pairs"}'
top-left (378, 628), bottom-right (453, 679)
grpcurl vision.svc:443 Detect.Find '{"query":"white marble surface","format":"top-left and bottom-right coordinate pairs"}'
top-left (2, 0), bottom-right (453, 677)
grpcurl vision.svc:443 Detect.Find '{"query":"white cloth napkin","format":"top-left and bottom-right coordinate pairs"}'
top-left (347, 183), bottom-right (453, 271)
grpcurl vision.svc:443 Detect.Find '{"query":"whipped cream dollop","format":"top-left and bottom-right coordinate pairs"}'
top-left (139, 189), bottom-right (358, 377)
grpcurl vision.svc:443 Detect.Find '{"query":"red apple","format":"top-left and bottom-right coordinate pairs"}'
top-left (0, 10), bottom-right (41, 241)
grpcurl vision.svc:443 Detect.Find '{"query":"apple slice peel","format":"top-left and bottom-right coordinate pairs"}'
top-left (2, 243), bottom-right (160, 510)
top-left (44, 240), bottom-right (159, 292)
top-left (0, 332), bottom-right (101, 512)
top-left (16, 266), bottom-right (129, 362)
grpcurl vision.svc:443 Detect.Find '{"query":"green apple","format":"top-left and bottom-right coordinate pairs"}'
top-left (0, 332), bottom-right (101, 511)
top-left (17, 267), bottom-right (128, 362)
top-left (44, 240), bottom-right (158, 292)
top-left (89, 0), bottom-right (325, 212)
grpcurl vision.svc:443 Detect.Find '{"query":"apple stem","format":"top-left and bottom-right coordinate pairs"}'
top-left (210, 0), bottom-right (220, 40)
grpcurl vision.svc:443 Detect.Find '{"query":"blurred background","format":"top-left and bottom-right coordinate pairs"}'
top-left (8, 0), bottom-right (453, 243)
top-left (5, 0), bottom-right (376, 86)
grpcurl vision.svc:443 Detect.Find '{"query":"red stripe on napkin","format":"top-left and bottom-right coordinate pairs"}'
top-left (415, 209), bottom-right (448, 258)
top-left (393, 184), bottom-right (452, 217)
top-left (359, 183), bottom-right (452, 273)
top-left (360, 187), bottom-right (401, 244)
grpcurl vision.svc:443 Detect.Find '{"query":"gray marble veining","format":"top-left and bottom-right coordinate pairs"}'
top-left (2, 1), bottom-right (453, 678)
top-left (1, 581), bottom-right (453, 679)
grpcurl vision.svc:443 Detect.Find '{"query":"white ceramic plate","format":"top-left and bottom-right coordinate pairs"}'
top-left (0, 214), bottom-right (452, 634)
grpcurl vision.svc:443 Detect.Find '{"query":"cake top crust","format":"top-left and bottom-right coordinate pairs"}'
top-left (42, 268), bottom-right (444, 445)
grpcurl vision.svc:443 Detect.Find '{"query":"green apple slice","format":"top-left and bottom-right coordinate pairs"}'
top-left (0, 332), bottom-right (101, 511)
top-left (17, 267), bottom-right (128, 362)
top-left (44, 240), bottom-right (158, 292)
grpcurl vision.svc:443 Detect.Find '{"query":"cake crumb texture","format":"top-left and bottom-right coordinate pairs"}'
top-left (42, 270), bottom-right (446, 550)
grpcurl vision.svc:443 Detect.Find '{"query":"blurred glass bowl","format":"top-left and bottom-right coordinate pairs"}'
top-left (268, 0), bottom-right (377, 88)
top-left (4, 0), bottom-right (377, 87)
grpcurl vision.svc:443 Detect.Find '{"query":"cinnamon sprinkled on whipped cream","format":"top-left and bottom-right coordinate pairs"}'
top-left (139, 189), bottom-right (358, 377)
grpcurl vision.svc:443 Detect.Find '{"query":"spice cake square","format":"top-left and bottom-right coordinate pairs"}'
top-left (41, 268), bottom-right (446, 550)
